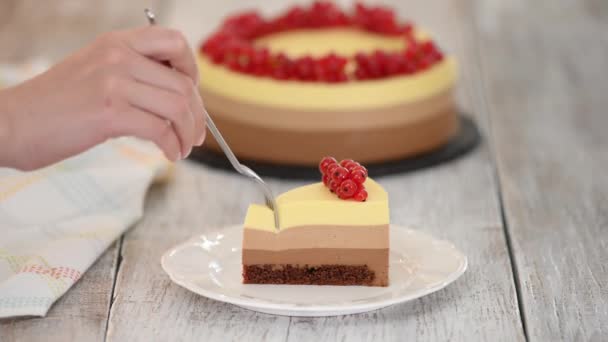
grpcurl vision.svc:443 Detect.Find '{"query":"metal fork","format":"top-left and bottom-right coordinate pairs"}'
top-left (144, 8), bottom-right (280, 231)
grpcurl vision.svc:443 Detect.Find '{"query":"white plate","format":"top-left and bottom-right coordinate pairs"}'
top-left (161, 224), bottom-right (467, 317)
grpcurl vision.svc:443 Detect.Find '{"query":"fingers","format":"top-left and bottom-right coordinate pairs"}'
top-left (123, 79), bottom-right (196, 158)
top-left (126, 52), bottom-right (206, 145)
top-left (124, 26), bottom-right (199, 85)
top-left (109, 106), bottom-right (181, 162)
top-left (92, 27), bottom-right (204, 157)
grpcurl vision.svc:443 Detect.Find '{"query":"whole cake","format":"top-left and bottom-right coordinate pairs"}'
top-left (197, 2), bottom-right (458, 166)
top-left (242, 157), bottom-right (389, 286)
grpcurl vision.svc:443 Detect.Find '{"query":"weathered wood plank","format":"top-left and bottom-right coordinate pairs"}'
top-left (0, 243), bottom-right (119, 342)
top-left (105, 164), bottom-right (294, 341)
top-left (475, 0), bottom-right (608, 340)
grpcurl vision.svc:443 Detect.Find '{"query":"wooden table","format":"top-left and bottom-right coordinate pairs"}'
top-left (1, 0), bottom-right (606, 341)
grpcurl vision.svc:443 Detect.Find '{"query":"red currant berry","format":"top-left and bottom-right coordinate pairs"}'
top-left (252, 66), bottom-right (266, 76)
top-left (401, 23), bottom-right (413, 35)
top-left (404, 60), bottom-right (417, 74)
top-left (335, 186), bottom-right (345, 198)
top-left (339, 179), bottom-right (358, 198)
top-left (335, 73), bottom-right (348, 82)
top-left (366, 59), bottom-right (382, 78)
top-left (417, 58), bottom-right (431, 70)
top-left (285, 6), bottom-right (307, 27)
top-left (338, 188), bottom-right (352, 199)
top-left (339, 159), bottom-right (355, 167)
top-left (227, 59), bottom-right (242, 71)
top-left (251, 48), bottom-right (269, 66)
top-left (295, 56), bottom-right (315, 80)
top-left (325, 74), bottom-right (338, 83)
top-left (319, 156), bottom-right (338, 174)
top-left (271, 68), bottom-right (289, 80)
top-left (352, 165), bottom-right (368, 177)
top-left (385, 54), bottom-right (401, 75)
top-left (353, 188), bottom-right (368, 202)
top-left (329, 179), bottom-right (341, 193)
top-left (344, 161), bottom-right (361, 171)
top-left (355, 68), bottom-right (369, 80)
top-left (326, 163), bottom-right (340, 175)
top-left (435, 50), bottom-right (445, 61)
top-left (350, 169), bottom-right (367, 184)
top-left (404, 46), bottom-right (417, 61)
top-left (355, 52), bottom-right (368, 66)
top-left (373, 50), bottom-right (388, 65)
top-left (210, 51), bottom-right (224, 64)
top-left (420, 41), bottom-right (436, 54)
top-left (322, 173), bottom-right (331, 187)
top-left (320, 53), bottom-right (345, 74)
top-left (331, 166), bottom-right (349, 183)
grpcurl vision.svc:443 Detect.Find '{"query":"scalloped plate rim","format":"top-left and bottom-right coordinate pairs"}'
top-left (161, 224), bottom-right (467, 316)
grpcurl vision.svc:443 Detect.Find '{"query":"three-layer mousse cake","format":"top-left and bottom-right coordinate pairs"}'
top-left (242, 158), bottom-right (389, 286)
top-left (198, 2), bottom-right (458, 165)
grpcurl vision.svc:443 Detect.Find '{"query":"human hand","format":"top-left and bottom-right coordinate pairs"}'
top-left (0, 26), bottom-right (206, 170)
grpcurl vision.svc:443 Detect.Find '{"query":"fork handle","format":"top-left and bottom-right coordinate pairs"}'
top-left (206, 110), bottom-right (281, 229)
top-left (204, 110), bottom-right (243, 172)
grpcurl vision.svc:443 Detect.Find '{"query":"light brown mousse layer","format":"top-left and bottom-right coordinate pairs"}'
top-left (243, 225), bottom-right (389, 251)
top-left (196, 87), bottom-right (458, 165)
top-left (243, 248), bottom-right (389, 286)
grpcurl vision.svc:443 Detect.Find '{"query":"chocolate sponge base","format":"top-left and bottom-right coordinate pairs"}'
top-left (243, 264), bottom-right (379, 286)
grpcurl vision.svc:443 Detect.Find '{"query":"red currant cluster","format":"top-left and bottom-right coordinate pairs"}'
top-left (200, 2), bottom-right (444, 83)
top-left (353, 2), bottom-right (411, 36)
top-left (271, 53), bottom-right (349, 82)
top-left (354, 40), bottom-right (443, 80)
top-left (319, 157), bottom-right (369, 201)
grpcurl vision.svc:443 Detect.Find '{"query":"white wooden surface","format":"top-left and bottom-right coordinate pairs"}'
top-left (0, 244), bottom-right (119, 342)
top-left (106, 1), bottom-right (524, 341)
top-left (476, 0), bottom-right (608, 340)
top-left (1, 0), bottom-right (606, 341)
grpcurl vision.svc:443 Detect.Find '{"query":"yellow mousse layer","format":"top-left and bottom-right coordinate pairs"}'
top-left (244, 178), bottom-right (389, 232)
top-left (197, 28), bottom-right (456, 111)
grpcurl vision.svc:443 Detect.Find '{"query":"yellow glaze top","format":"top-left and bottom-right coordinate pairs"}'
top-left (244, 178), bottom-right (389, 232)
top-left (254, 28), bottom-right (408, 58)
top-left (197, 28), bottom-right (456, 111)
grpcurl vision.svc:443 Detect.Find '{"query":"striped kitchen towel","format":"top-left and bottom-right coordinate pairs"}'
top-left (0, 137), bottom-right (172, 318)
top-left (0, 60), bottom-right (171, 318)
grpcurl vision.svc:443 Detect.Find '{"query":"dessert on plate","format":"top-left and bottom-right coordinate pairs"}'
top-left (197, 2), bottom-right (458, 165)
top-left (242, 157), bottom-right (389, 286)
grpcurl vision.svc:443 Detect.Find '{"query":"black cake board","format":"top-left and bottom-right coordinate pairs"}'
top-left (188, 114), bottom-right (481, 180)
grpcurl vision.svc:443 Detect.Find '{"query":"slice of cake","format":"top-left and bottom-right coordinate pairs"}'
top-left (242, 157), bottom-right (389, 286)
